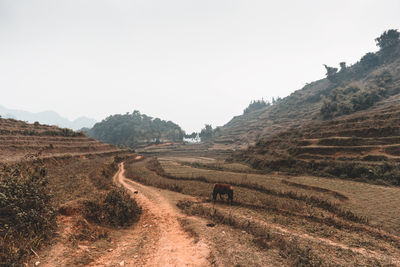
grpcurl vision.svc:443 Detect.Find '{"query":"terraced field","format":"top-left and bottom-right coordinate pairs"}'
top-left (161, 157), bottom-right (400, 235)
top-left (0, 118), bottom-right (142, 266)
top-left (0, 118), bottom-right (121, 162)
top-left (238, 94), bottom-right (400, 185)
top-left (124, 156), bottom-right (400, 266)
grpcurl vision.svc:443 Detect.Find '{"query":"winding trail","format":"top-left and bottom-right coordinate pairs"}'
top-left (109, 162), bottom-right (211, 267)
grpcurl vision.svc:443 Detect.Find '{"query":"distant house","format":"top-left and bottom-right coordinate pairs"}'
top-left (183, 133), bottom-right (201, 143)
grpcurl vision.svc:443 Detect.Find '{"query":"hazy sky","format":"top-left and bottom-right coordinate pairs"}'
top-left (1, 1), bottom-right (399, 132)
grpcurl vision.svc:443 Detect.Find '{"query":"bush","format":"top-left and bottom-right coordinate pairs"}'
top-left (320, 97), bottom-right (337, 119)
top-left (103, 188), bottom-right (141, 226)
top-left (0, 158), bottom-right (56, 266)
top-left (375, 29), bottom-right (400, 50)
top-left (84, 187), bottom-right (141, 227)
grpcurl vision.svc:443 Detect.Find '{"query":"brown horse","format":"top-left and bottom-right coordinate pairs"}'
top-left (213, 183), bottom-right (233, 205)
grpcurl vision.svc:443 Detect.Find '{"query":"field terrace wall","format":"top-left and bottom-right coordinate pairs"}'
top-left (0, 118), bottom-right (122, 162)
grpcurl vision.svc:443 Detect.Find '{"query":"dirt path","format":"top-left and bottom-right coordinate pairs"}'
top-left (93, 162), bottom-right (211, 267)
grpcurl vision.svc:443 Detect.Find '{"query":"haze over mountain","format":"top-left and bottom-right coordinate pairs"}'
top-left (0, 104), bottom-right (96, 130)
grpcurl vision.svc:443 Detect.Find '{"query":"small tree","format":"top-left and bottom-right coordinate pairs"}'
top-left (199, 124), bottom-right (213, 141)
top-left (375, 29), bottom-right (400, 50)
top-left (339, 62), bottom-right (346, 71)
top-left (323, 64), bottom-right (338, 82)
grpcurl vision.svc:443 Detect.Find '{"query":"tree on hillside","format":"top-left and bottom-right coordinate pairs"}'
top-left (184, 132), bottom-right (197, 139)
top-left (339, 62), bottom-right (346, 71)
top-left (271, 97), bottom-right (282, 105)
top-left (87, 111), bottom-right (184, 148)
top-left (375, 29), bottom-right (400, 50)
top-left (323, 64), bottom-right (338, 82)
top-left (243, 99), bottom-right (270, 114)
top-left (199, 124), bottom-right (213, 140)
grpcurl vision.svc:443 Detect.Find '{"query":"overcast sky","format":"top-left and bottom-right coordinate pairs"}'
top-left (1, 1), bottom-right (399, 133)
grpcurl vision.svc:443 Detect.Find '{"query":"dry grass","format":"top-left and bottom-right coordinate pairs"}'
top-left (161, 158), bottom-right (400, 235)
top-left (125, 156), bottom-right (400, 266)
top-left (44, 155), bottom-right (117, 206)
top-left (289, 174), bottom-right (400, 235)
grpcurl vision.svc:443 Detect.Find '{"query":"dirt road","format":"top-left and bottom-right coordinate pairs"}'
top-left (107, 162), bottom-right (211, 267)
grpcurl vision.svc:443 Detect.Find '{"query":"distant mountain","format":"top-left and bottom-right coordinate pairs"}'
top-left (0, 105), bottom-right (96, 130)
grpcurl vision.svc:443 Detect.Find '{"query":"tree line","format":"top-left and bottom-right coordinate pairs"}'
top-left (86, 110), bottom-right (185, 148)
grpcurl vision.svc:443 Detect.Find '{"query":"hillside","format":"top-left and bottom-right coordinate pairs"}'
top-left (234, 93), bottom-right (400, 185)
top-left (0, 118), bottom-right (141, 266)
top-left (0, 118), bottom-right (120, 162)
top-left (213, 31), bottom-right (400, 149)
top-left (0, 105), bottom-right (96, 130)
top-left (87, 110), bottom-right (185, 149)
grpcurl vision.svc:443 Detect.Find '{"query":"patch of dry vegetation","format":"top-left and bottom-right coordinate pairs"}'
top-left (0, 149), bottom-right (139, 266)
top-left (0, 155), bottom-right (56, 266)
